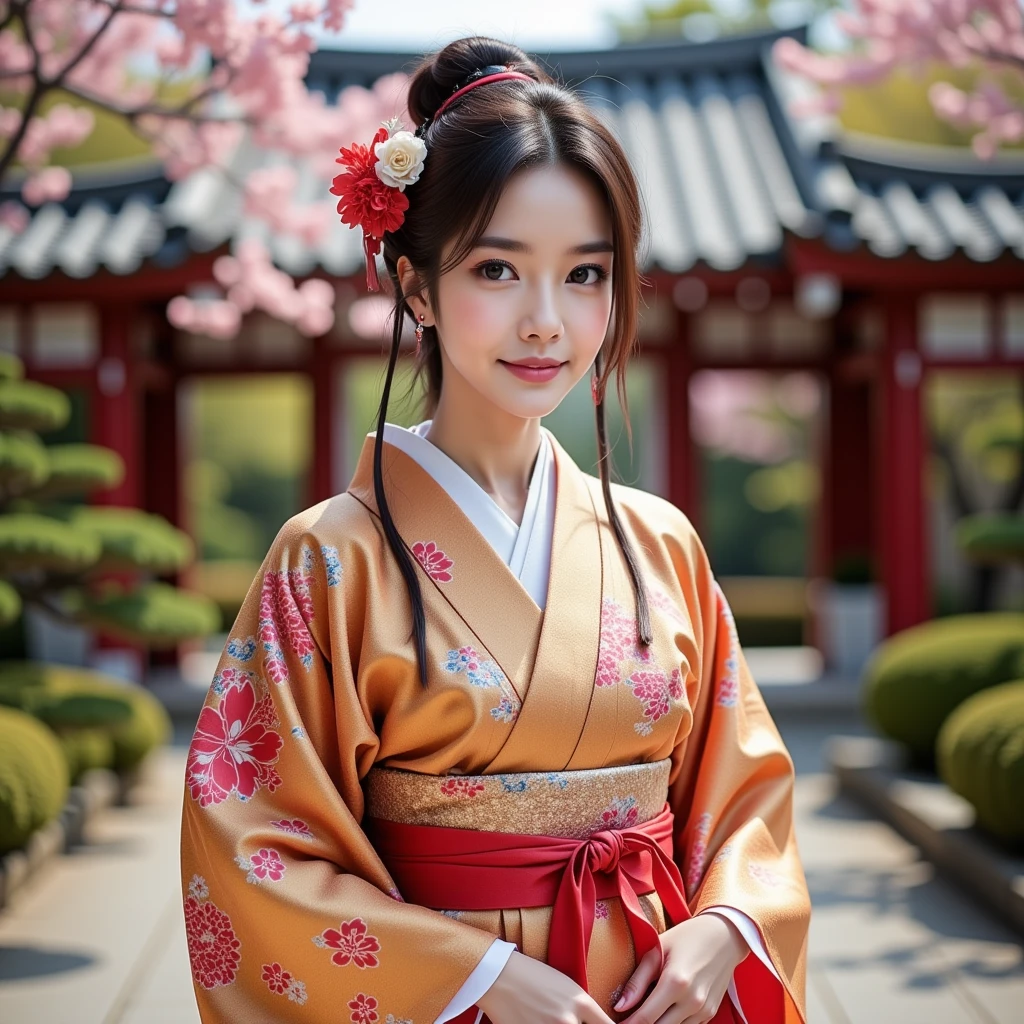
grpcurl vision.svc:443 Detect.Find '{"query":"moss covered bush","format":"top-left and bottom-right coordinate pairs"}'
top-left (863, 613), bottom-right (1024, 761)
top-left (937, 679), bottom-right (1024, 845)
top-left (0, 663), bottom-right (171, 779)
top-left (0, 705), bottom-right (68, 854)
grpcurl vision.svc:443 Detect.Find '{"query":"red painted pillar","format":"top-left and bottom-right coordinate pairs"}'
top-left (877, 297), bottom-right (930, 635)
top-left (825, 371), bottom-right (874, 578)
top-left (666, 314), bottom-right (700, 530)
top-left (91, 305), bottom-right (144, 679)
top-left (93, 306), bottom-right (140, 508)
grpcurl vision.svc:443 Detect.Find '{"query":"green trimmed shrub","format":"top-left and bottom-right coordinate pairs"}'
top-left (0, 663), bottom-right (171, 774)
top-left (0, 579), bottom-right (21, 627)
top-left (31, 444), bottom-right (124, 499)
top-left (863, 614), bottom-right (1024, 761)
top-left (0, 379), bottom-right (70, 432)
top-left (956, 513), bottom-right (1024, 564)
top-left (58, 729), bottom-right (116, 782)
top-left (0, 705), bottom-right (68, 854)
top-left (78, 581), bottom-right (220, 648)
top-left (937, 679), bottom-right (1024, 845)
top-left (0, 513), bottom-right (101, 573)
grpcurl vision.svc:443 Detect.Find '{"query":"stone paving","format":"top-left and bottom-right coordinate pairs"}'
top-left (0, 714), bottom-right (1022, 1023)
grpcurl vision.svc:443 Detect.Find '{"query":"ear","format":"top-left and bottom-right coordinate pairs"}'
top-left (396, 255), bottom-right (434, 326)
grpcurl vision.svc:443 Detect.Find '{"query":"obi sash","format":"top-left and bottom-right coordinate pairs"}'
top-left (364, 760), bottom-right (689, 993)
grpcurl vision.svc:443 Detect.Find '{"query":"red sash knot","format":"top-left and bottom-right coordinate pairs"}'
top-left (367, 801), bottom-right (691, 992)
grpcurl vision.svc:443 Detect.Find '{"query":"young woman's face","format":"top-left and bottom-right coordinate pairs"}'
top-left (430, 162), bottom-right (614, 422)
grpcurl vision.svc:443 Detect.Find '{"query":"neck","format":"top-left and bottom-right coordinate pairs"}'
top-left (425, 380), bottom-right (542, 524)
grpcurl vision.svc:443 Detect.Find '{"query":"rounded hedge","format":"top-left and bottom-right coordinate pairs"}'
top-left (58, 729), bottom-right (116, 782)
top-left (0, 706), bottom-right (68, 854)
top-left (937, 679), bottom-right (1024, 845)
top-left (863, 613), bottom-right (1024, 761)
top-left (0, 663), bottom-right (171, 775)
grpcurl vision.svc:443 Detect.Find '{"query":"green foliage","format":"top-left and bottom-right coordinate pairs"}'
top-left (69, 507), bottom-right (194, 573)
top-left (0, 379), bottom-right (70, 433)
top-left (937, 679), bottom-right (1024, 845)
top-left (863, 614), bottom-right (1024, 762)
top-left (0, 513), bottom-right (102, 572)
top-left (0, 579), bottom-right (21, 627)
top-left (0, 353), bottom-right (24, 382)
top-left (32, 444), bottom-right (125, 499)
top-left (78, 581), bottom-right (221, 647)
top-left (0, 663), bottom-right (171, 774)
top-left (0, 352), bottom-right (213, 648)
top-left (58, 729), bottom-right (116, 782)
top-left (0, 431), bottom-right (50, 494)
top-left (956, 513), bottom-right (1024, 564)
top-left (0, 705), bottom-right (68, 854)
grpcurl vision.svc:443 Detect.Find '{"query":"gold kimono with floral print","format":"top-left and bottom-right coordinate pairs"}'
top-left (180, 430), bottom-right (811, 1023)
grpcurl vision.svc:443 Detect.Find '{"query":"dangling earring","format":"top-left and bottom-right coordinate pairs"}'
top-left (590, 372), bottom-right (601, 406)
top-left (415, 313), bottom-right (425, 358)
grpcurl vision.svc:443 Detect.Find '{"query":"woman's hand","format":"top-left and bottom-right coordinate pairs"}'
top-left (476, 949), bottom-right (615, 1024)
top-left (615, 913), bottom-right (749, 1024)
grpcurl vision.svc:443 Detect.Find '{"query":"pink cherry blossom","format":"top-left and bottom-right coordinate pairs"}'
top-left (0, 0), bottom-right (392, 339)
top-left (774, 1), bottom-right (1024, 158)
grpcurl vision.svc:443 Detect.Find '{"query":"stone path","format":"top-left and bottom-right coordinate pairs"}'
top-left (0, 715), bottom-right (1021, 1023)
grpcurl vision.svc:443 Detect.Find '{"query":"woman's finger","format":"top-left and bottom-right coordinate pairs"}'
top-left (614, 946), bottom-right (662, 1012)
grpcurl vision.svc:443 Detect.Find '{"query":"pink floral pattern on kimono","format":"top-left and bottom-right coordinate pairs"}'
top-left (348, 993), bottom-right (379, 1023)
top-left (185, 876), bottom-right (241, 990)
top-left (259, 562), bottom-right (317, 682)
top-left (236, 847), bottom-right (286, 884)
top-left (596, 597), bottom-right (686, 734)
top-left (187, 673), bottom-right (283, 807)
top-left (714, 582), bottom-right (740, 707)
top-left (261, 961), bottom-right (309, 1004)
top-left (271, 817), bottom-right (314, 839)
top-left (627, 667), bottom-right (685, 736)
top-left (412, 540), bottom-right (454, 582)
top-left (599, 794), bottom-right (640, 830)
top-left (314, 917), bottom-right (381, 968)
top-left (685, 812), bottom-right (713, 899)
top-left (440, 777), bottom-right (486, 798)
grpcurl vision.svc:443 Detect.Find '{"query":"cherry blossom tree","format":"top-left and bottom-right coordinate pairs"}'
top-left (774, 1), bottom-right (1024, 158)
top-left (0, 0), bottom-right (411, 337)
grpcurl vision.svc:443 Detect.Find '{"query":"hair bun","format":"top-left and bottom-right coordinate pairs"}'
top-left (407, 36), bottom-right (549, 131)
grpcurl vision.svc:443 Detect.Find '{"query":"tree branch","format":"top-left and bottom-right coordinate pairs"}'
top-left (44, 0), bottom-right (124, 87)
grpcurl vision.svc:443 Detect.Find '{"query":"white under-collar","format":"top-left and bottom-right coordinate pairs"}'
top-left (374, 421), bottom-right (555, 608)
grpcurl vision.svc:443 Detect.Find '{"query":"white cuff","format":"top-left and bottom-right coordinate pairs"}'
top-left (434, 938), bottom-right (517, 1024)
top-left (698, 907), bottom-right (780, 1024)
top-left (698, 906), bottom-right (780, 979)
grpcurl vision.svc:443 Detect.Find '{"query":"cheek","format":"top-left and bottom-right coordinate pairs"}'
top-left (445, 283), bottom-right (503, 341)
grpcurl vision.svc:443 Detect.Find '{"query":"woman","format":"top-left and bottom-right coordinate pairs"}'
top-left (180, 35), bottom-right (811, 1024)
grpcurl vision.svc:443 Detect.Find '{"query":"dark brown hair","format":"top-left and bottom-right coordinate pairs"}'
top-left (374, 35), bottom-right (652, 686)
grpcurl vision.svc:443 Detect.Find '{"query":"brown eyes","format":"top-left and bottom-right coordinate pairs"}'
top-left (473, 260), bottom-right (609, 285)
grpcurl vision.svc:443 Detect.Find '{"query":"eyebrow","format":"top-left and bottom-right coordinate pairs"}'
top-left (474, 235), bottom-right (614, 256)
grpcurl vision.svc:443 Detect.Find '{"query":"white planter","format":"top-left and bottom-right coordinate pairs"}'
top-left (24, 604), bottom-right (92, 667)
top-left (818, 583), bottom-right (885, 680)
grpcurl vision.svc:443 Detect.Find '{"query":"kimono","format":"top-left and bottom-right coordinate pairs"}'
top-left (180, 422), bottom-right (811, 1024)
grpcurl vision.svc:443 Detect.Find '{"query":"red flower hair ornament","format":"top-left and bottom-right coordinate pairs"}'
top-left (329, 116), bottom-right (425, 292)
top-left (329, 67), bottom-right (534, 291)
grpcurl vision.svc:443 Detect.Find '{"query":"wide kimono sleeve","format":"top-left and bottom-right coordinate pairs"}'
top-left (667, 527), bottom-right (811, 1024)
top-left (179, 511), bottom-right (498, 1023)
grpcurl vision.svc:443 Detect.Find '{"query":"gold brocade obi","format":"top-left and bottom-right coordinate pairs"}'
top-left (364, 758), bottom-right (672, 837)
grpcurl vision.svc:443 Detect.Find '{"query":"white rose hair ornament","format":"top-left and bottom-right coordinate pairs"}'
top-left (329, 64), bottom-right (534, 291)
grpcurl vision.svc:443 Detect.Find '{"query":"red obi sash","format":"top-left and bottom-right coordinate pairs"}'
top-left (367, 801), bottom-right (691, 993)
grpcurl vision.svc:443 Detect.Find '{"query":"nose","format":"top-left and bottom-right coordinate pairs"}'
top-left (520, 279), bottom-right (564, 344)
